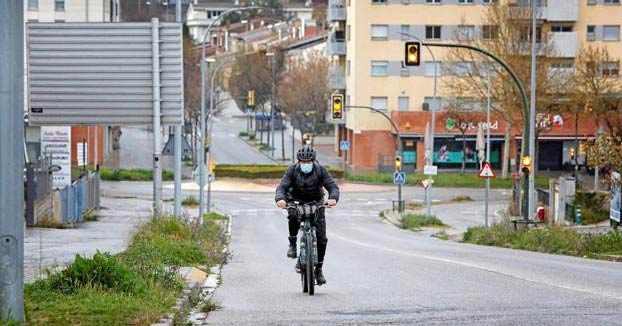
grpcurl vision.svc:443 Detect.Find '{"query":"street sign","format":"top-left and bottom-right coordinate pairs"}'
top-left (340, 140), bottom-right (350, 151)
top-left (424, 165), bottom-right (438, 176)
top-left (422, 179), bottom-right (429, 189)
top-left (393, 172), bottom-right (406, 185)
top-left (27, 22), bottom-right (183, 126)
top-left (41, 126), bottom-right (71, 188)
top-left (478, 162), bottom-right (496, 178)
top-left (163, 134), bottom-right (192, 156)
top-left (208, 174), bottom-right (215, 183)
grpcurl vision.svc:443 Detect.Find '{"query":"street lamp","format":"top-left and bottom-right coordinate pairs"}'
top-left (400, 32), bottom-right (437, 217)
top-left (266, 51), bottom-right (276, 158)
top-left (198, 5), bottom-right (271, 219)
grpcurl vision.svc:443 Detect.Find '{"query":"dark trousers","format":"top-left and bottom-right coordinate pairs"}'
top-left (288, 209), bottom-right (327, 264)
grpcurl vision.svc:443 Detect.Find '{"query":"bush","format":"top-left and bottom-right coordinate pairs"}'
top-left (400, 213), bottom-right (446, 230)
top-left (585, 232), bottom-right (622, 255)
top-left (99, 168), bottom-right (174, 181)
top-left (213, 164), bottom-right (344, 179)
top-left (182, 196), bottom-right (199, 206)
top-left (47, 251), bottom-right (145, 295)
top-left (346, 172), bottom-right (549, 188)
top-left (239, 131), bottom-right (248, 137)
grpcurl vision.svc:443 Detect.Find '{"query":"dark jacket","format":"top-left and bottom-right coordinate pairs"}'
top-left (275, 162), bottom-right (340, 203)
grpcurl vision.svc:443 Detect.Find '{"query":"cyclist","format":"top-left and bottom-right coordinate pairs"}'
top-left (275, 146), bottom-right (339, 285)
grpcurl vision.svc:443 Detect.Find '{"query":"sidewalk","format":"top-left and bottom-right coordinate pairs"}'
top-left (23, 196), bottom-right (152, 282)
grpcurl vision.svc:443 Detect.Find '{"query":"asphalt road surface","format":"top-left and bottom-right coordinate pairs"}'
top-left (204, 191), bottom-right (622, 326)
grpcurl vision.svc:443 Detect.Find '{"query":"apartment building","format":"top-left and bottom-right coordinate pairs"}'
top-left (328, 0), bottom-right (622, 173)
top-left (23, 0), bottom-right (120, 165)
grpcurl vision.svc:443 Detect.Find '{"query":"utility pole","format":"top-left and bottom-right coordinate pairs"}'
top-left (528, 0), bottom-right (537, 220)
top-left (173, 0), bottom-right (183, 217)
top-left (152, 18), bottom-right (163, 215)
top-left (0, 0), bottom-right (25, 321)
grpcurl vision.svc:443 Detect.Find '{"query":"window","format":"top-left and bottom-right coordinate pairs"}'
top-left (601, 62), bottom-right (620, 76)
top-left (398, 97), bottom-right (409, 111)
top-left (424, 97), bottom-right (442, 111)
top-left (603, 25), bottom-right (620, 41)
top-left (550, 62), bottom-right (573, 69)
top-left (587, 25), bottom-right (596, 41)
top-left (426, 0), bottom-right (441, 3)
top-left (401, 25), bottom-right (410, 40)
top-left (458, 25), bottom-right (475, 40)
top-left (482, 0), bottom-right (498, 3)
top-left (370, 97), bottom-right (388, 110)
top-left (551, 25), bottom-right (573, 32)
top-left (446, 61), bottom-right (474, 77)
top-left (519, 26), bottom-right (542, 43)
top-left (371, 0), bottom-right (387, 3)
top-left (28, 0), bottom-right (38, 11)
top-left (458, 0), bottom-right (474, 3)
top-left (371, 61), bottom-right (388, 76)
top-left (482, 25), bottom-right (498, 40)
top-left (55, 0), bottom-right (64, 11)
top-left (371, 25), bottom-right (389, 40)
top-left (426, 25), bottom-right (442, 39)
top-left (424, 61), bottom-right (441, 77)
top-left (604, 0), bottom-right (620, 4)
top-left (587, 0), bottom-right (596, 4)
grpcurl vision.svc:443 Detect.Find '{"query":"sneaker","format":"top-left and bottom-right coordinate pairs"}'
top-left (315, 267), bottom-right (326, 286)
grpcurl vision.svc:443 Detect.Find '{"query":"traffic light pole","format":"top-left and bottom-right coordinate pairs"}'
top-left (344, 105), bottom-right (404, 212)
top-left (422, 42), bottom-right (531, 220)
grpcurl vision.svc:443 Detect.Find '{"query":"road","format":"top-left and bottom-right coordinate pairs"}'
top-left (201, 189), bottom-right (622, 326)
top-left (210, 94), bottom-right (276, 165)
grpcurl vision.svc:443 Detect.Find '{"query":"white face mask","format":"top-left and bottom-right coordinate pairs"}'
top-left (300, 163), bottom-right (313, 174)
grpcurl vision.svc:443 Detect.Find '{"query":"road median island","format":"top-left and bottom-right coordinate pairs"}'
top-left (463, 223), bottom-right (622, 261)
top-left (346, 172), bottom-right (549, 188)
top-left (214, 164), bottom-right (344, 179)
top-left (23, 214), bottom-right (227, 326)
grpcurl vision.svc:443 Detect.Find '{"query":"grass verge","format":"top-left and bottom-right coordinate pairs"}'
top-left (214, 164), bottom-right (344, 179)
top-left (99, 168), bottom-right (174, 182)
top-left (463, 224), bottom-right (622, 260)
top-left (346, 172), bottom-right (549, 189)
top-left (24, 216), bottom-right (225, 326)
top-left (400, 213), bottom-right (447, 230)
top-left (182, 196), bottom-right (199, 207)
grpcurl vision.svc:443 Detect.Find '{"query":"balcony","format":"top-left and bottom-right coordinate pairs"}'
top-left (508, 4), bottom-right (548, 20)
top-left (327, 0), bottom-right (346, 21)
top-left (550, 32), bottom-right (578, 57)
top-left (546, 0), bottom-right (578, 22)
top-left (328, 65), bottom-right (346, 90)
top-left (327, 31), bottom-right (346, 56)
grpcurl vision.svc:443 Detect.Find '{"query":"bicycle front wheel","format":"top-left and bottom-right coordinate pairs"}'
top-left (306, 235), bottom-right (315, 295)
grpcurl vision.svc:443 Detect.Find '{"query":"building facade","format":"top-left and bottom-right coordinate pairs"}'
top-left (328, 0), bottom-right (622, 173)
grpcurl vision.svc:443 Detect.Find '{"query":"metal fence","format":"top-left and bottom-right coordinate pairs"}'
top-left (25, 156), bottom-right (54, 226)
top-left (59, 172), bottom-right (100, 224)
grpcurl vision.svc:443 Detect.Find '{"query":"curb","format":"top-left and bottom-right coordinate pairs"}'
top-left (150, 214), bottom-right (233, 326)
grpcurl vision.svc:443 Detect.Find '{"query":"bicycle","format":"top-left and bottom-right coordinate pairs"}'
top-left (285, 201), bottom-right (327, 296)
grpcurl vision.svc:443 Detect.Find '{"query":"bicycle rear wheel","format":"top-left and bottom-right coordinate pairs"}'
top-left (306, 235), bottom-right (315, 295)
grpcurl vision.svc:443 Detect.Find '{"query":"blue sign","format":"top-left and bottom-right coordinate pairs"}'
top-left (393, 172), bottom-right (406, 185)
top-left (340, 140), bottom-right (350, 151)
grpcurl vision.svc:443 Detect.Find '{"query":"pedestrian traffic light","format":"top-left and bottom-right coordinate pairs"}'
top-left (404, 41), bottom-right (421, 67)
top-left (331, 94), bottom-right (344, 119)
top-left (247, 90), bottom-right (255, 107)
top-left (569, 147), bottom-right (575, 161)
top-left (395, 156), bottom-right (402, 172)
top-left (521, 156), bottom-right (532, 174)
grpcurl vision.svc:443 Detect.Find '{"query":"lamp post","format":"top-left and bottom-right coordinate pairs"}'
top-left (266, 51), bottom-right (276, 158)
top-left (595, 125), bottom-right (604, 192)
top-left (198, 5), bottom-right (270, 219)
top-left (344, 105), bottom-right (404, 211)
top-left (400, 32), bottom-right (437, 217)
top-left (528, 0), bottom-right (538, 220)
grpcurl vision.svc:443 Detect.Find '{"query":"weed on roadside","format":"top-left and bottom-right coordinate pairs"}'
top-left (182, 196), bottom-right (199, 207)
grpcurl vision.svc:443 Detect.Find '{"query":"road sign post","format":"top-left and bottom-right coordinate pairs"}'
top-left (479, 162), bottom-right (496, 228)
top-left (393, 171), bottom-right (406, 212)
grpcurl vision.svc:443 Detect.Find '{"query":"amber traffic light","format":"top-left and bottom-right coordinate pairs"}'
top-left (395, 156), bottom-right (402, 172)
top-left (404, 41), bottom-right (421, 66)
top-left (247, 90), bottom-right (255, 107)
top-left (521, 156), bottom-right (532, 174)
top-left (331, 94), bottom-right (344, 119)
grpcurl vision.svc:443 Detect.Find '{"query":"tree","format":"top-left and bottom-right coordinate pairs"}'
top-left (278, 50), bottom-right (331, 141)
top-left (586, 135), bottom-right (622, 186)
top-left (573, 45), bottom-right (622, 135)
top-left (442, 2), bottom-right (570, 178)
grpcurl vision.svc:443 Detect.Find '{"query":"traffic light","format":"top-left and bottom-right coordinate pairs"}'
top-left (208, 159), bottom-right (216, 174)
top-left (247, 90), bottom-right (255, 107)
top-left (569, 147), bottom-right (576, 161)
top-left (521, 156), bottom-right (532, 174)
top-left (331, 94), bottom-right (344, 119)
top-left (302, 133), bottom-right (312, 145)
top-left (404, 41), bottom-right (421, 67)
top-left (395, 156), bottom-right (402, 172)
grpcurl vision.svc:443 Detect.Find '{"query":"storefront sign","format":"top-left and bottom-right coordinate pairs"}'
top-left (41, 126), bottom-right (71, 188)
top-left (445, 119), bottom-right (499, 131)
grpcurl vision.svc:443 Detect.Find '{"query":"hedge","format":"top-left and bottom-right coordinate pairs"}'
top-left (214, 164), bottom-right (344, 179)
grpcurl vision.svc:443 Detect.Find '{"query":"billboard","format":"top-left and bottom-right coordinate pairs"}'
top-left (27, 21), bottom-right (183, 126)
top-left (41, 126), bottom-right (71, 188)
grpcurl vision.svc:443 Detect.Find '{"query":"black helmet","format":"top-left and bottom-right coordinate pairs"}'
top-left (296, 146), bottom-right (316, 162)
